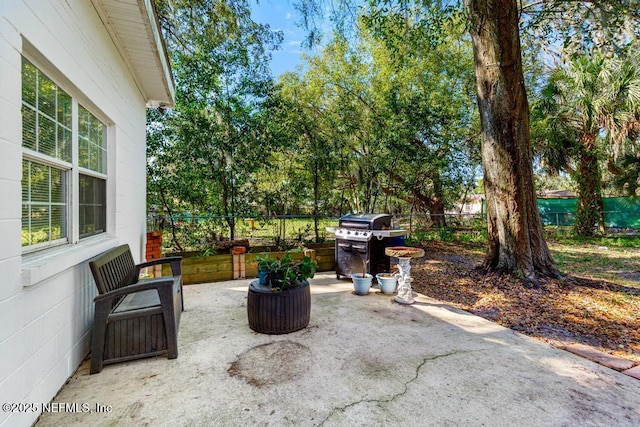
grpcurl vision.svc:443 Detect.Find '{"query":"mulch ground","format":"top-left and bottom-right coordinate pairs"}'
top-left (409, 241), bottom-right (640, 364)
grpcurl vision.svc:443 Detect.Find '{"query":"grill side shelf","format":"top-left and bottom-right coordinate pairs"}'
top-left (371, 230), bottom-right (407, 237)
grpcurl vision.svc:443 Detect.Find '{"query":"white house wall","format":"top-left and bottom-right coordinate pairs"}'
top-left (0, 1), bottom-right (149, 425)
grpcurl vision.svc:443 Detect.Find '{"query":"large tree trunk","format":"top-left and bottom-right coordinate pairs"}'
top-left (429, 171), bottom-right (447, 227)
top-left (574, 133), bottom-right (605, 236)
top-left (465, 0), bottom-right (557, 284)
top-left (313, 158), bottom-right (320, 243)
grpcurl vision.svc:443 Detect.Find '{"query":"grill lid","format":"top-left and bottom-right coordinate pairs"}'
top-left (338, 214), bottom-right (392, 230)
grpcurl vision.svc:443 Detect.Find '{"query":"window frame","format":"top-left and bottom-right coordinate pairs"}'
top-left (21, 155), bottom-right (70, 251)
top-left (21, 54), bottom-right (110, 255)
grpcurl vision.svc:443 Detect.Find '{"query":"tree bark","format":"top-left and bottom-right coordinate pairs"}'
top-left (384, 172), bottom-right (441, 216)
top-left (465, 0), bottom-right (557, 284)
top-left (574, 133), bottom-right (605, 236)
top-left (313, 157), bottom-right (320, 243)
top-left (429, 171), bottom-right (447, 227)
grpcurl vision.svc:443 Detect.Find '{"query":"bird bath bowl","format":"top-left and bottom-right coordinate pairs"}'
top-left (384, 246), bottom-right (425, 304)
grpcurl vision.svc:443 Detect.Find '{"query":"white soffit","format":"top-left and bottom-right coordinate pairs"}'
top-left (92, 0), bottom-right (175, 107)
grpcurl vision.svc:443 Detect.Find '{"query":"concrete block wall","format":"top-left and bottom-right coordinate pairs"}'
top-left (0, 1), bottom-right (150, 425)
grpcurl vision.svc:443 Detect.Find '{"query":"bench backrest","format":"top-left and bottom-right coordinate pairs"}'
top-left (89, 244), bottom-right (137, 294)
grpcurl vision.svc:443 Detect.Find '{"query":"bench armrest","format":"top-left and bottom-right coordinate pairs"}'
top-left (135, 256), bottom-right (182, 277)
top-left (94, 278), bottom-right (174, 304)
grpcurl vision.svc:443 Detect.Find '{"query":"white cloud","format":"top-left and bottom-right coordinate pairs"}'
top-left (285, 12), bottom-right (292, 20)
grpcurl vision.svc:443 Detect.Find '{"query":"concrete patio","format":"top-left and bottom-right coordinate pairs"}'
top-left (37, 272), bottom-right (640, 426)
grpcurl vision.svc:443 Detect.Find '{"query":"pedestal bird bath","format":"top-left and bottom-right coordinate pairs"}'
top-left (384, 246), bottom-right (425, 304)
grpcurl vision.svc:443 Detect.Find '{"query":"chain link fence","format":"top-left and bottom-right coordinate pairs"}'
top-left (149, 213), bottom-right (490, 252)
top-left (150, 205), bottom-right (639, 252)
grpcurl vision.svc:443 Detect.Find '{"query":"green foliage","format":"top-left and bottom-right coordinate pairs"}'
top-left (407, 223), bottom-right (487, 245)
top-left (148, 0), bottom-right (483, 240)
top-left (148, 0), bottom-right (282, 246)
top-left (520, 0), bottom-right (640, 57)
top-left (531, 51), bottom-right (640, 236)
top-left (256, 254), bottom-right (277, 271)
top-left (611, 154), bottom-right (640, 196)
top-left (147, 0), bottom-right (640, 256)
top-left (268, 5), bottom-right (480, 218)
top-left (264, 254), bottom-right (318, 291)
top-left (552, 234), bottom-right (640, 249)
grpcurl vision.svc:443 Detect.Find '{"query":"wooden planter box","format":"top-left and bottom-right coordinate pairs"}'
top-left (163, 245), bottom-right (335, 285)
top-left (247, 280), bottom-right (311, 334)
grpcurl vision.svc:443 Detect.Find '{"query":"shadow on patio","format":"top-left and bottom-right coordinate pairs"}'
top-left (36, 272), bottom-right (640, 426)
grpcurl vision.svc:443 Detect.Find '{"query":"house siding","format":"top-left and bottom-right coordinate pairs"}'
top-left (0, 1), bottom-right (150, 425)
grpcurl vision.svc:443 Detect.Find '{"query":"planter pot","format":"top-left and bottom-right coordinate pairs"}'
top-left (351, 273), bottom-right (373, 295)
top-left (247, 280), bottom-right (311, 334)
top-left (376, 274), bottom-right (398, 294)
top-left (269, 271), bottom-right (285, 287)
top-left (258, 270), bottom-right (269, 286)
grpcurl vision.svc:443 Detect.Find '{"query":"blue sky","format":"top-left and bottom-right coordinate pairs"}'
top-left (251, 0), bottom-right (310, 77)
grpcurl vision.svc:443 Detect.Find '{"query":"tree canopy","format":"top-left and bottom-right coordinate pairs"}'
top-left (148, 0), bottom-right (639, 280)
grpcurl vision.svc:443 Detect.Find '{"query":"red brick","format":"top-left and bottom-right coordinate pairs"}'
top-left (623, 366), bottom-right (640, 380)
top-left (561, 343), bottom-right (634, 371)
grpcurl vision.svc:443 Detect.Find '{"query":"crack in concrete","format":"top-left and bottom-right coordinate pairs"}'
top-left (317, 350), bottom-right (465, 426)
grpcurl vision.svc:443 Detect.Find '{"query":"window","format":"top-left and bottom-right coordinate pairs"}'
top-left (21, 160), bottom-right (67, 246)
top-left (21, 57), bottom-right (107, 252)
top-left (79, 175), bottom-right (106, 238)
top-left (78, 105), bottom-right (107, 238)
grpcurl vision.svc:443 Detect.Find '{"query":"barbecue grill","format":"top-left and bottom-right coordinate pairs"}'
top-left (327, 214), bottom-right (407, 279)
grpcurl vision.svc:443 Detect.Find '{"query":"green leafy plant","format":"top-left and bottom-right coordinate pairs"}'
top-left (265, 254), bottom-right (317, 291)
top-left (256, 254), bottom-right (277, 272)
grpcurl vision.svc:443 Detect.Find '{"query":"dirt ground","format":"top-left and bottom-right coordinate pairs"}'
top-left (410, 240), bottom-right (640, 364)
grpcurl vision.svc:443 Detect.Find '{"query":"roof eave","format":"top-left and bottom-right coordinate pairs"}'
top-left (92, 0), bottom-right (175, 108)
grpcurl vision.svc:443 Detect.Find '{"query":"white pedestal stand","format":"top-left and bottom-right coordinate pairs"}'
top-left (395, 257), bottom-right (414, 304)
top-left (384, 246), bottom-right (425, 305)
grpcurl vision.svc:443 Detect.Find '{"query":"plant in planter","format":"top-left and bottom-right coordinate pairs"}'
top-left (247, 254), bottom-right (318, 334)
top-left (256, 255), bottom-right (277, 286)
top-left (375, 273), bottom-right (398, 295)
top-left (351, 258), bottom-right (372, 295)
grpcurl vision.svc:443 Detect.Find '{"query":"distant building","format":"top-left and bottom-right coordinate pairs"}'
top-left (450, 194), bottom-right (485, 216)
top-left (537, 189), bottom-right (577, 198)
top-left (450, 190), bottom-right (578, 217)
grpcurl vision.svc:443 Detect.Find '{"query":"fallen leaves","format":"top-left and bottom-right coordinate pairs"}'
top-left (411, 241), bottom-right (640, 363)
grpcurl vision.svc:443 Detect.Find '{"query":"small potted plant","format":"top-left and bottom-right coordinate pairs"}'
top-left (256, 255), bottom-right (276, 286)
top-left (351, 259), bottom-right (372, 295)
top-left (247, 254), bottom-right (318, 334)
top-left (375, 272), bottom-right (398, 294)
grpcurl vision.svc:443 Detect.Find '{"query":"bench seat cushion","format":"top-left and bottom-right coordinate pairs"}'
top-left (112, 288), bottom-right (161, 313)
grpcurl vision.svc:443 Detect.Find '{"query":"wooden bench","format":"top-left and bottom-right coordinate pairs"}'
top-left (88, 244), bottom-right (183, 374)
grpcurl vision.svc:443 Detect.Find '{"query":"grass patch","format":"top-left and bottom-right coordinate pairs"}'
top-left (547, 239), bottom-right (640, 289)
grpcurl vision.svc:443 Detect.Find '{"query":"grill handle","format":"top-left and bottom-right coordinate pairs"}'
top-left (338, 221), bottom-right (371, 230)
top-left (352, 244), bottom-right (367, 253)
top-left (337, 242), bottom-right (367, 253)
top-left (337, 242), bottom-right (352, 251)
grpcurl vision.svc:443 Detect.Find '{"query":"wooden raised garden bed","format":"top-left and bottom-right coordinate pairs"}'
top-left (163, 244), bottom-right (335, 285)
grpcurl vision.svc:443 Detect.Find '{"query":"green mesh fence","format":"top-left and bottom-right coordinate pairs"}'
top-left (602, 197), bottom-right (640, 228)
top-left (536, 197), bottom-right (640, 228)
top-left (537, 198), bottom-right (577, 226)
